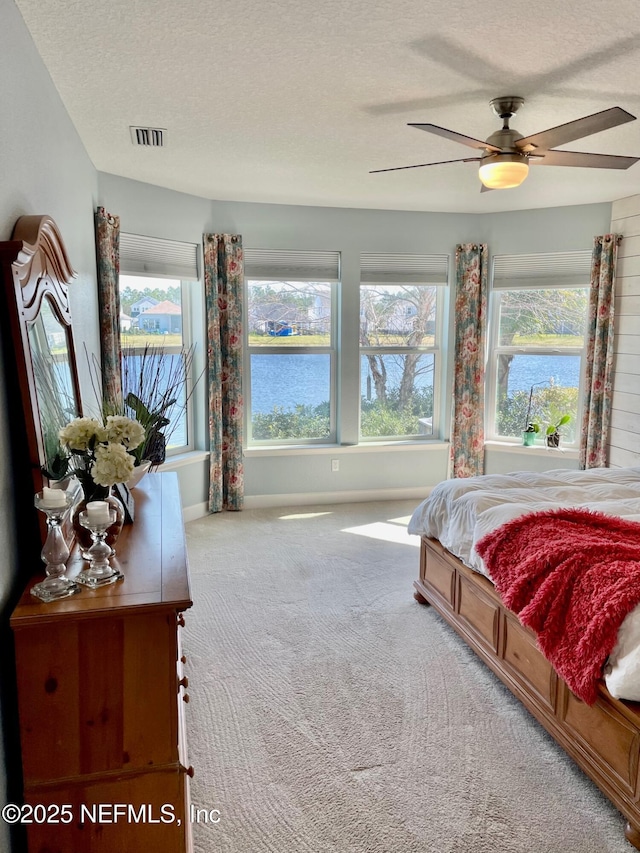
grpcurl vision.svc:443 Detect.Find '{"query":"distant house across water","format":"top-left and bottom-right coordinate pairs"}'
top-left (249, 294), bottom-right (331, 336)
top-left (136, 299), bottom-right (182, 334)
top-left (130, 295), bottom-right (159, 319)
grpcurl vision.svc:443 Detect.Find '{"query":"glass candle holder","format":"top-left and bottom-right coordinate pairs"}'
top-left (32, 491), bottom-right (80, 603)
top-left (72, 490), bottom-right (125, 560)
top-left (75, 507), bottom-right (124, 588)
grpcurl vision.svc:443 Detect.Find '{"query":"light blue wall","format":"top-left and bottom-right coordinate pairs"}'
top-left (0, 2), bottom-right (101, 849)
top-left (98, 173), bottom-right (610, 509)
top-left (484, 206), bottom-right (612, 255)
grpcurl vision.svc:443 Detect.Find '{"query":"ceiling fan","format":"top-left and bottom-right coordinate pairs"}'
top-left (371, 97), bottom-right (639, 190)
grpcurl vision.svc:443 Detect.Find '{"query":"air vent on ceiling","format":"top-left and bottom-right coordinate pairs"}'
top-left (129, 126), bottom-right (166, 147)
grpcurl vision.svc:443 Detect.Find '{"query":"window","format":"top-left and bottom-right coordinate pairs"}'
top-left (487, 251), bottom-right (591, 444)
top-left (118, 233), bottom-right (200, 458)
top-left (244, 249), bottom-right (339, 444)
top-left (359, 253), bottom-right (448, 440)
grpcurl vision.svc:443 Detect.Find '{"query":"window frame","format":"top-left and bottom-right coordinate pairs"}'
top-left (357, 252), bottom-right (449, 444)
top-left (358, 283), bottom-right (444, 442)
top-left (485, 281), bottom-right (589, 446)
top-left (486, 250), bottom-right (592, 447)
top-left (118, 273), bottom-right (197, 458)
top-left (244, 271), bottom-right (339, 447)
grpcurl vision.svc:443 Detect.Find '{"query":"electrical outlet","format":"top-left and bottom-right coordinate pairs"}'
top-left (331, 459), bottom-right (340, 472)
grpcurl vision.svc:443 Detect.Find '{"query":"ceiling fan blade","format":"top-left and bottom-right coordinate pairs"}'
top-left (408, 123), bottom-right (503, 153)
top-left (370, 157), bottom-right (481, 174)
top-left (529, 149), bottom-right (640, 169)
top-left (516, 106), bottom-right (636, 152)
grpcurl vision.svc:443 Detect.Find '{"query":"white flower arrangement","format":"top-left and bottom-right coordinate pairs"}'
top-left (58, 416), bottom-right (104, 452)
top-left (90, 439), bottom-right (138, 487)
top-left (50, 415), bottom-right (145, 497)
top-left (102, 415), bottom-right (146, 451)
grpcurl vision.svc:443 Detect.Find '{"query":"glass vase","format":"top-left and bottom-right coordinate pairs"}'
top-left (72, 486), bottom-right (125, 560)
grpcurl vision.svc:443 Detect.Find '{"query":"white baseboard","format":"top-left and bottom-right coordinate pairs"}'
top-left (183, 487), bottom-right (433, 520)
top-left (182, 487), bottom-right (431, 520)
top-left (182, 502), bottom-right (210, 522)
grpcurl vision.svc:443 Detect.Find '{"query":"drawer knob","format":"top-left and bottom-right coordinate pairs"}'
top-left (183, 693), bottom-right (190, 703)
top-left (177, 614), bottom-right (185, 627)
top-left (179, 676), bottom-right (189, 689)
top-left (180, 655), bottom-right (187, 664)
top-left (186, 765), bottom-right (195, 778)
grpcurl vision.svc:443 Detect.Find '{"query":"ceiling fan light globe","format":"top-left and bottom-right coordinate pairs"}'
top-left (479, 156), bottom-right (529, 189)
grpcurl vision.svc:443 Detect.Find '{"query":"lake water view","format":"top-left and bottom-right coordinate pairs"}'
top-left (140, 350), bottom-right (580, 442)
top-left (250, 353), bottom-right (581, 414)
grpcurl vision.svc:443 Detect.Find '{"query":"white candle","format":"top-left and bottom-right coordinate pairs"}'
top-left (41, 486), bottom-right (67, 508)
top-left (86, 500), bottom-right (112, 525)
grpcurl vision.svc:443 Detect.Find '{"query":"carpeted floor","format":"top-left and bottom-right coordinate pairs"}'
top-left (183, 500), bottom-right (632, 853)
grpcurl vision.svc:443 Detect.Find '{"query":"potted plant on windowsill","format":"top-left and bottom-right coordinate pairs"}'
top-left (522, 380), bottom-right (549, 446)
top-left (545, 414), bottom-right (571, 448)
top-left (522, 421), bottom-right (540, 446)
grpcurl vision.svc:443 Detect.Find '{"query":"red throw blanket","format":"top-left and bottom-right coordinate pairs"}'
top-left (475, 508), bottom-right (640, 705)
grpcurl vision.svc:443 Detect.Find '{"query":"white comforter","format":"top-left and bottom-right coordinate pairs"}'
top-left (407, 467), bottom-right (640, 701)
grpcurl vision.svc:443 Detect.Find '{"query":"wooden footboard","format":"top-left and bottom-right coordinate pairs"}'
top-left (415, 536), bottom-right (640, 849)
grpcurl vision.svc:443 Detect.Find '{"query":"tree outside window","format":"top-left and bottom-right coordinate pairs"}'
top-left (359, 284), bottom-right (437, 439)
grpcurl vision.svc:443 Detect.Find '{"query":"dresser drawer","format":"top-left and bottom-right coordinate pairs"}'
top-left (176, 612), bottom-right (192, 772)
top-left (23, 768), bottom-right (189, 853)
top-left (14, 611), bottom-right (178, 784)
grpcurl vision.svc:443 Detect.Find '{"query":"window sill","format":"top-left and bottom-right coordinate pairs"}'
top-left (160, 449), bottom-right (210, 469)
top-left (243, 440), bottom-right (448, 457)
top-left (484, 439), bottom-right (578, 459)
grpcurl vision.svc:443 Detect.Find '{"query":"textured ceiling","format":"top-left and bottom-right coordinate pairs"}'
top-left (14, 0), bottom-right (640, 213)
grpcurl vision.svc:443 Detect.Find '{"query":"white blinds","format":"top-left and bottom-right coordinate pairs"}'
top-left (119, 232), bottom-right (200, 281)
top-left (360, 252), bottom-right (449, 284)
top-left (492, 250), bottom-right (592, 289)
top-left (244, 248), bottom-right (340, 282)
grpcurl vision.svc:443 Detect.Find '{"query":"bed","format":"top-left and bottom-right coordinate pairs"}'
top-left (408, 466), bottom-right (640, 850)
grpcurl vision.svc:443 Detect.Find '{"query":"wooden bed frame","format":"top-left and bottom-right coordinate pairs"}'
top-left (414, 535), bottom-right (640, 849)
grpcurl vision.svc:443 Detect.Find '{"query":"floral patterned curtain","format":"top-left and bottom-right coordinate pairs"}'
top-left (94, 207), bottom-right (122, 411)
top-left (579, 234), bottom-right (622, 469)
top-left (203, 234), bottom-right (244, 512)
top-left (449, 243), bottom-right (488, 478)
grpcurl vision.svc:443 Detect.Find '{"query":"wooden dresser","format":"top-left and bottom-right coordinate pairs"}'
top-left (10, 472), bottom-right (194, 853)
